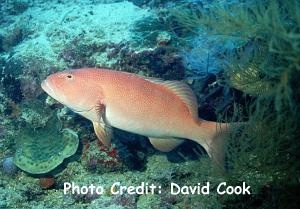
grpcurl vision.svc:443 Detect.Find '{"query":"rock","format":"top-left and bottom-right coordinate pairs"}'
top-left (39, 177), bottom-right (55, 189)
top-left (156, 31), bottom-right (171, 46)
top-left (2, 156), bottom-right (18, 175)
top-left (0, 199), bottom-right (7, 209)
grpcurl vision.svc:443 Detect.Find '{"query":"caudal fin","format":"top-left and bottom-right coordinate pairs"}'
top-left (194, 121), bottom-right (231, 167)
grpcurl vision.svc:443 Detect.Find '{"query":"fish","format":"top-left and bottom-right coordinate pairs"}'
top-left (41, 68), bottom-right (230, 165)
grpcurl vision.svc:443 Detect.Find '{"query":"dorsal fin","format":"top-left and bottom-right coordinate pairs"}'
top-left (143, 76), bottom-right (199, 119)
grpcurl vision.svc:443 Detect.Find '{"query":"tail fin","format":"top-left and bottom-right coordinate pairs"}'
top-left (193, 120), bottom-right (230, 167)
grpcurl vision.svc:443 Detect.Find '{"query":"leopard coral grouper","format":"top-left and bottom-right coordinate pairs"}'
top-left (41, 68), bottom-right (230, 165)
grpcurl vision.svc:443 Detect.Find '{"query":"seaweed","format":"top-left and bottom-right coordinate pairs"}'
top-left (171, 0), bottom-right (300, 208)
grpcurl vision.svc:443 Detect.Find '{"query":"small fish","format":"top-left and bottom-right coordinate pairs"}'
top-left (41, 68), bottom-right (230, 165)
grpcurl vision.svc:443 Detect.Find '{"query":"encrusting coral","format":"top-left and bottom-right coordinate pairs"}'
top-left (14, 116), bottom-right (79, 174)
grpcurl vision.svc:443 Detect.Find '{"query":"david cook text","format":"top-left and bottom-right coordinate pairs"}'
top-left (64, 182), bottom-right (251, 195)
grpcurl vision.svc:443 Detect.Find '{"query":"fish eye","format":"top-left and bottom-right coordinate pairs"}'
top-left (66, 74), bottom-right (73, 79)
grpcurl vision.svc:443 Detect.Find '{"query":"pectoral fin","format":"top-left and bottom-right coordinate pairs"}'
top-left (93, 121), bottom-right (112, 147)
top-left (149, 137), bottom-right (184, 152)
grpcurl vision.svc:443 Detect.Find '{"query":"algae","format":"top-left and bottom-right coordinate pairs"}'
top-left (171, 0), bottom-right (300, 208)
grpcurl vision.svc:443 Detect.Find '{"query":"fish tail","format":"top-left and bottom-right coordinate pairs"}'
top-left (194, 120), bottom-right (231, 167)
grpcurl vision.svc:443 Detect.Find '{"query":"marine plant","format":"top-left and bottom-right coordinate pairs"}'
top-left (171, 0), bottom-right (300, 208)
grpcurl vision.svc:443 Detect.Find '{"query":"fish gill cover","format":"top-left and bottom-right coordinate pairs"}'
top-left (0, 0), bottom-right (299, 208)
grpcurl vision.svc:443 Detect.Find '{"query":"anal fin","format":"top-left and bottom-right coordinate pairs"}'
top-left (149, 137), bottom-right (184, 152)
top-left (93, 121), bottom-right (112, 147)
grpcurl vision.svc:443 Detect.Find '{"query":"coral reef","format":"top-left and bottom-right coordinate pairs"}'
top-left (0, 0), bottom-right (299, 208)
top-left (1, 26), bottom-right (24, 52)
top-left (14, 116), bottom-right (79, 174)
top-left (116, 46), bottom-right (185, 80)
top-left (81, 140), bottom-right (126, 174)
top-left (0, 73), bottom-right (23, 103)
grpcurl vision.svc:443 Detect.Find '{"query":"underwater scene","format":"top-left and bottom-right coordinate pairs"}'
top-left (0, 0), bottom-right (300, 208)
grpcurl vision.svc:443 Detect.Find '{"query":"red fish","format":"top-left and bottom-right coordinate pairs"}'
top-left (41, 68), bottom-right (229, 165)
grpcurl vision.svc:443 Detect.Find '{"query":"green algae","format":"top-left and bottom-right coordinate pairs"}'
top-left (14, 116), bottom-right (79, 174)
top-left (171, 0), bottom-right (300, 208)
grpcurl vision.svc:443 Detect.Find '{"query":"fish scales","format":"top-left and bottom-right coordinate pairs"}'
top-left (41, 68), bottom-right (230, 166)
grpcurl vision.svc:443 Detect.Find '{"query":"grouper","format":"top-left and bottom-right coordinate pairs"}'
top-left (41, 68), bottom-right (230, 165)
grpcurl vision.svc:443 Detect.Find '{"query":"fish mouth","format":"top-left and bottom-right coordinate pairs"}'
top-left (41, 79), bottom-right (47, 91)
top-left (41, 79), bottom-right (57, 99)
top-left (41, 77), bottom-right (95, 113)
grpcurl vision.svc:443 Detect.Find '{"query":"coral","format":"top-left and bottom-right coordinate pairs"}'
top-left (7, 0), bottom-right (29, 15)
top-left (18, 55), bottom-right (61, 99)
top-left (137, 194), bottom-right (161, 209)
top-left (130, 0), bottom-right (174, 8)
top-left (116, 46), bottom-right (185, 80)
top-left (45, 96), bottom-right (61, 108)
top-left (72, 190), bottom-right (100, 203)
top-left (3, 99), bottom-right (21, 119)
top-left (14, 116), bottom-right (79, 174)
top-left (112, 193), bottom-right (137, 208)
top-left (2, 26), bottom-right (24, 51)
top-left (0, 125), bottom-right (6, 139)
top-left (81, 140), bottom-right (125, 174)
top-left (132, 15), bottom-right (171, 47)
top-left (156, 31), bottom-right (172, 46)
top-left (0, 73), bottom-right (23, 103)
top-left (20, 106), bottom-right (50, 129)
top-left (59, 33), bottom-right (105, 68)
top-left (19, 75), bottom-right (43, 101)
